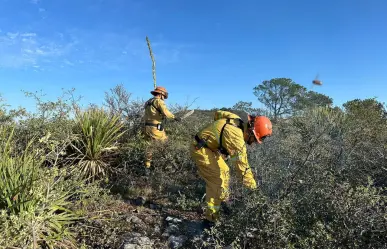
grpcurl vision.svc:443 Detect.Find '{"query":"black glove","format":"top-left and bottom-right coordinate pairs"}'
top-left (174, 117), bottom-right (182, 122)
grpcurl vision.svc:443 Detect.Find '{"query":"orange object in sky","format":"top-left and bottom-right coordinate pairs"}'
top-left (312, 73), bottom-right (323, 86)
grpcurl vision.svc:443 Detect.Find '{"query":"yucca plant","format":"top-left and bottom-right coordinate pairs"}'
top-left (70, 107), bottom-right (125, 180)
top-left (0, 127), bottom-right (40, 214)
top-left (0, 125), bottom-right (79, 248)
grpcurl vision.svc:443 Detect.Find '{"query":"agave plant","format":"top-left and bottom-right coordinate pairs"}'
top-left (71, 107), bottom-right (126, 180)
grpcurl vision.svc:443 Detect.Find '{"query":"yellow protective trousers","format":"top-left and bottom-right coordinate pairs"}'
top-left (143, 125), bottom-right (168, 168)
top-left (190, 143), bottom-right (230, 222)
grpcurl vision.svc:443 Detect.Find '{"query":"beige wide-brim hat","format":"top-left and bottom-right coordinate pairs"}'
top-left (151, 86), bottom-right (168, 99)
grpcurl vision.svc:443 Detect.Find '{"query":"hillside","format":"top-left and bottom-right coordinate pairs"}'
top-left (0, 85), bottom-right (386, 249)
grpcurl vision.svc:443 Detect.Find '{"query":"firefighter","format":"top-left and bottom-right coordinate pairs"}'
top-left (190, 110), bottom-right (272, 225)
top-left (143, 86), bottom-right (180, 168)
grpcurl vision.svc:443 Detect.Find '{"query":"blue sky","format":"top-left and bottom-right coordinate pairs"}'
top-left (0, 0), bottom-right (386, 112)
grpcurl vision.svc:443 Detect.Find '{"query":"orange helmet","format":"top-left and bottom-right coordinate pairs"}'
top-left (151, 86), bottom-right (169, 99)
top-left (251, 116), bottom-right (272, 144)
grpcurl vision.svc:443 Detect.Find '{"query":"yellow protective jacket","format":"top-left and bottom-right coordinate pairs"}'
top-left (144, 97), bottom-right (175, 124)
top-left (196, 110), bottom-right (257, 188)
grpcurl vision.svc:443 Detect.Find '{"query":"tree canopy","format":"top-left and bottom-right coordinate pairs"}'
top-left (253, 78), bottom-right (333, 120)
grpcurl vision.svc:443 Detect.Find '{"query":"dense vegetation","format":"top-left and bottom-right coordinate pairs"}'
top-left (0, 79), bottom-right (386, 249)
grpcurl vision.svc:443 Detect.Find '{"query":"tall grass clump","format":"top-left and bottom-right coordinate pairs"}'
top-left (70, 106), bottom-right (126, 180)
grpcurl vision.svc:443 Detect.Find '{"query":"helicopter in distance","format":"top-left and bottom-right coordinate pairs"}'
top-left (310, 73), bottom-right (323, 90)
top-left (312, 73), bottom-right (323, 86)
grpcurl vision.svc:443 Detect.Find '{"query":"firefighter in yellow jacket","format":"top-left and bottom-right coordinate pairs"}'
top-left (191, 110), bottom-right (272, 224)
top-left (143, 86), bottom-right (180, 168)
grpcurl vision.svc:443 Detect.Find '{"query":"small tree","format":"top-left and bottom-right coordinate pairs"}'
top-left (253, 78), bottom-right (306, 121)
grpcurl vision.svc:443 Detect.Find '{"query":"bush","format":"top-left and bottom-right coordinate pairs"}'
top-left (0, 126), bottom-right (79, 248)
top-left (341, 98), bottom-right (387, 187)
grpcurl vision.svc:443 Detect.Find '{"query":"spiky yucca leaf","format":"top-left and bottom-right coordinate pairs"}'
top-left (71, 107), bottom-right (125, 180)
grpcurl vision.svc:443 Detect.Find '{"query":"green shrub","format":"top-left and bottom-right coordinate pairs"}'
top-left (217, 180), bottom-right (387, 249)
top-left (0, 126), bottom-right (79, 248)
top-left (341, 98), bottom-right (387, 187)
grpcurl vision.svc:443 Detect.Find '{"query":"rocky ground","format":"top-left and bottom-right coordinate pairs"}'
top-left (76, 185), bottom-right (229, 249)
top-left (117, 197), bottom-right (220, 249)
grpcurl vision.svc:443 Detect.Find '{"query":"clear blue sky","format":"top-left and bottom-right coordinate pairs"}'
top-left (1, 0), bottom-right (386, 112)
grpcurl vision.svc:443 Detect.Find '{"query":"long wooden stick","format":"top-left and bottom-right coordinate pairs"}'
top-left (146, 36), bottom-right (156, 89)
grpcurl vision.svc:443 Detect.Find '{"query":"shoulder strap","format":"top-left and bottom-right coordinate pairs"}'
top-left (146, 98), bottom-right (163, 115)
top-left (218, 118), bottom-right (244, 156)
